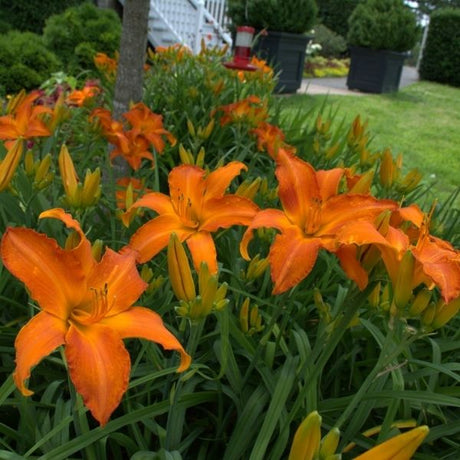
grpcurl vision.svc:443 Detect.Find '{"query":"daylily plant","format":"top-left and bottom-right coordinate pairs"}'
top-left (0, 90), bottom-right (52, 149)
top-left (240, 149), bottom-right (398, 294)
top-left (127, 162), bottom-right (259, 273)
top-left (1, 208), bottom-right (190, 426)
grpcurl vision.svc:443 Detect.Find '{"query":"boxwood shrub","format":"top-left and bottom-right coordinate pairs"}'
top-left (419, 8), bottom-right (460, 87)
top-left (0, 0), bottom-right (84, 34)
top-left (0, 31), bottom-right (61, 95)
top-left (42, 2), bottom-right (121, 75)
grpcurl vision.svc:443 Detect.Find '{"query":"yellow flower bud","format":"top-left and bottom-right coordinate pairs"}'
top-left (236, 177), bottom-right (261, 201)
top-left (196, 147), bottom-right (205, 168)
top-left (379, 148), bottom-right (396, 189)
top-left (409, 288), bottom-right (431, 316)
top-left (368, 282), bottom-right (381, 309)
top-left (35, 154), bottom-right (52, 184)
top-left (288, 411), bottom-right (322, 460)
top-left (186, 119), bottom-right (196, 137)
top-left (58, 144), bottom-right (80, 206)
top-left (167, 233), bottom-right (196, 302)
top-left (353, 426), bottom-right (428, 460)
top-left (24, 150), bottom-right (35, 176)
top-left (179, 144), bottom-right (194, 165)
top-left (91, 239), bottom-right (104, 262)
top-left (422, 302), bottom-right (437, 326)
top-left (431, 297), bottom-right (460, 329)
top-left (81, 168), bottom-right (101, 207)
top-left (0, 140), bottom-right (23, 192)
top-left (319, 427), bottom-right (340, 458)
top-left (393, 251), bottom-right (415, 310)
top-left (239, 297), bottom-right (250, 333)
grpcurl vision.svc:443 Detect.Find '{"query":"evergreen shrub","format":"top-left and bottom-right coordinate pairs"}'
top-left (347, 0), bottom-right (419, 52)
top-left (226, 0), bottom-right (317, 34)
top-left (0, 0), bottom-right (84, 34)
top-left (419, 8), bottom-right (460, 87)
top-left (0, 31), bottom-right (61, 95)
top-left (42, 2), bottom-right (121, 75)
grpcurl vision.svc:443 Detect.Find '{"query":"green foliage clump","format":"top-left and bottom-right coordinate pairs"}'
top-left (419, 8), bottom-right (460, 87)
top-left (42, 2), bottom-right (121, 75)
top-left (226, 0), bottom-right (317, 34)
top-left (347, 0), bottom-right (419, 52)
top-left (316, 0), bottom-right (361, 38)
top-left (0, 31), bottom-right (61, 95)
top-left (313, 24), bottom-right (348, 58)
top-left (0, 0), bottom-right (84, 34)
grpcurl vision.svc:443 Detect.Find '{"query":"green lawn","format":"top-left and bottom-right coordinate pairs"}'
top-left (279, 81), bottom-right (460, 207)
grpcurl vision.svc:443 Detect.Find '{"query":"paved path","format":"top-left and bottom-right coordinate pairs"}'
top-left (299, 66), bottom-right (419, 95)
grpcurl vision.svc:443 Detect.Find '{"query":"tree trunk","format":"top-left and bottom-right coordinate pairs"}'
top-left (112, 0), bottom-right (150, 120)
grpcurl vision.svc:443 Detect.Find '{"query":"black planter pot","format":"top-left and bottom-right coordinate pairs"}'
top-left (252, 31), bottom-right (311, 94)
top-left (347, 46), bottom-right (407, 94)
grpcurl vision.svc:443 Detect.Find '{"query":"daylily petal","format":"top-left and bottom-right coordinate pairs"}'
top-left (89, 248), bottom-right (147, 316)
top-left (129, 192), bottom-right (175, 215)
top-left (319, 195), bottom-right (397, 236)
top-left (200, 196), bottom-right (258, 231)
top-left (269, 228), bottom-right (321, 294)
top-left (128, 214), bottom-right (195, 263)
top-left (336, 221), bottom-right (391, 249)
top-left (316, 168), bottom-right (345, 201)
top-left (14, 311), bottom-right (67, 396)
top-left (413, 240), bottom-right (460, 303)
top-left (336, 245), bottom-right (369, 290)
top-left (168, 165), bottom-right (206, 213)
top-left (204, 161), bottom-right (246, 198)
top-left (65, 322), bottom-right (131, 426)
top-left (186, 230), bottom-right (218, 273)
top-left (275, 153), bottom-right (320, 228)
top-left (101, 306), bottom-right (191, 372)
top-left (1, 227), bottom-right (85, 319)
top-left (39, 208), bottom-right (94, 273)
top-left (240, 209), bottom-right (293, 260)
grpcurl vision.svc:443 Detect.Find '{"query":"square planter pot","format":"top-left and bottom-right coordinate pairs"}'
top-left (253, 31), bottom-right (311, 94)
top-left (347, 46), bottom-right (407, 94)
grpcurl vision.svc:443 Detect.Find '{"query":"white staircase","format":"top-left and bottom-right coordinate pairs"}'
top-left (120, 0), bottom-right (232, 53)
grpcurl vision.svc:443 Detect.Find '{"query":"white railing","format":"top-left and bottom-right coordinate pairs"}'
top-left (118, 0), bottom-right (231, 53)
top-left (204, 0), bottom-right (230, 31)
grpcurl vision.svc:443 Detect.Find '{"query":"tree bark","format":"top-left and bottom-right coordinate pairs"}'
top-left (112, 0), bottom-right (150, 120)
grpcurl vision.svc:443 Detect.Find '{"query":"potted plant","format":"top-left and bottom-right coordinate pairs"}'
top-left (346, 0), bottom-right (419, 93)
top-left (226, 0), bottom-right (317, 93)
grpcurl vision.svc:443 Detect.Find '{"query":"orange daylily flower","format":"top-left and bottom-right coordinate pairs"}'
top-left (123, 102), bottom-right (176, 153)
top-left (380, 205), bottom-right (460, 303)
top-left (127, 162), bottom-right (259, 273)
top-left (214, 95), bottom-right (268, 127)
top-left (66, 84), bottom-right (101, 107)
top-left (240, 149), bottom-right (398, 294)
top-left (251, 122), bottom-right (296, 159)
top-left (1, 208), bottom-right (190, 426)
top-left (94, 52), bottom-right (118, 81)
top-left (0, 90), bottom-right (52, 149)
top-left (90, 104), bottom-right (175, 170)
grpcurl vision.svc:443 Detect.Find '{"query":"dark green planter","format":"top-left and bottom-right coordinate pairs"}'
top-left (253, 31), bottom-right (311, 94)
top-left (347, 46), bottom-right (407, 93)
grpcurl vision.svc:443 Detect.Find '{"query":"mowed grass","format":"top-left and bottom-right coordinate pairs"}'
top-left (279, 80), bottom-right (460, 207)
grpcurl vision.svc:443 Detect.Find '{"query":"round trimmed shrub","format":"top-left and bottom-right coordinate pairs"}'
top-left (419, 8), bottom-right (460, 87)
top-left (42, 2), bottom-right (121, 74)
top-left (347, 0), bottom-right (419, 52)
top-left (226, 0), bottom-right (317, 34)
top-left (0, 31), bottom-right (61, 95)
top-left (0, 0), bottom-right (85, 34)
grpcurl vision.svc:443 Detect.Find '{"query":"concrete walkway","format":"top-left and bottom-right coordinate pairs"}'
top-left (299, 66), bottom-right (419, 95)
